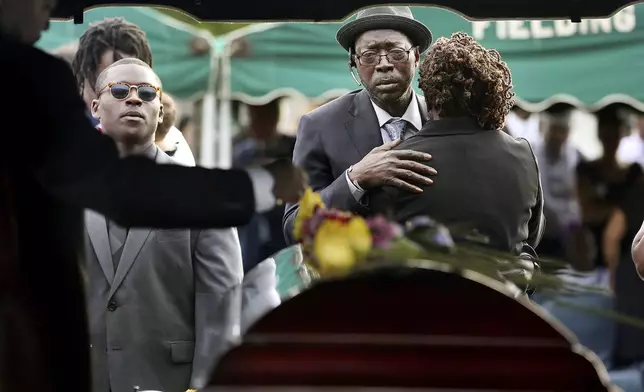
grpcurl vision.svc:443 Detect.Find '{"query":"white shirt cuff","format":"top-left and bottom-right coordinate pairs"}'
top-left (245, 167), bottom-right (276, 213)
top-left (345, 169), bottom-right (366, 202)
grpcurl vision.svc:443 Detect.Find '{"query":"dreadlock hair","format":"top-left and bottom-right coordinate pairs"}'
top-left (72, 17), bottom-right (153, 94)
top-left (418, 32), bottom-right (515, 131)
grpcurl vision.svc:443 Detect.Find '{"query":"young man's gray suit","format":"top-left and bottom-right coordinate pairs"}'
top-left (83, 148), bottom-right (244, 392)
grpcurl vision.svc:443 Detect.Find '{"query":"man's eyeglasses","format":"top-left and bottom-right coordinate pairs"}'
top-left (99, 82), bottom-right (161, 102)
top-left (355, 47), bottom-right (417, 67)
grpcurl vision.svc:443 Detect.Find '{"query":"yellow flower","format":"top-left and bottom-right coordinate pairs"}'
top-left (347, 216), bottom-right (372, 259)
top-left (314, 220), bottom-right (356, 277)
top-left (293, 188), bottom-right (325, 241)
top-left (312, 216), bottom-right (373, 277)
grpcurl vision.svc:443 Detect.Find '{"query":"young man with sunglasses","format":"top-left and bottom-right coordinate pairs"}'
top-left (0, 2), bottom-right (306, 391)
top-left (86, 58), bottom-right (242, 392)
top-left (74, 17), bottom-right (196, 165)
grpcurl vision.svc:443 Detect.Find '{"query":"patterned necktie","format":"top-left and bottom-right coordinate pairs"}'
top-left (383, 118), bottom-right (408, 141)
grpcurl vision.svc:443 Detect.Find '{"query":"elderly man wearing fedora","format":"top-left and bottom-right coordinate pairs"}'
top-left (283, 6), bottom-right (437, 243)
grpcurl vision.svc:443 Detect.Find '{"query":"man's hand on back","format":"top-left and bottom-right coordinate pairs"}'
top-left (348, 139), bottom-right (437, 193)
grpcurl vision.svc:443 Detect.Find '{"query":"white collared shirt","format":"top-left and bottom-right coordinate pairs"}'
top-left (345, 91), bottom-right (423, 202)
top-left (370, 92), bottom-right (423, 136)
top-left (163, 126), bottom-right (196, 167)
top-left (616, 131), bottom-right (644, 169)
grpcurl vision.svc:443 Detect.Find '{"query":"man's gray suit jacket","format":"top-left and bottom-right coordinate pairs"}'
top-left (83, 148), bottom-right (244, 392)
top-left (282, 89), bottom-right (429, 245)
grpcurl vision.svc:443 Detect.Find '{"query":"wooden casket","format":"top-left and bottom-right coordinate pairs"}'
top-left (206, 265), bottom-right (620, 391)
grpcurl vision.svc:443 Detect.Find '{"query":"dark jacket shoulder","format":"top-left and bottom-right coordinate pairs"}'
top-left (2, 36), bottom-right (70, 77)
top-left (294, 90), bottom-right (362, 144)
top-left (301, 89), bottom-right (362, 124)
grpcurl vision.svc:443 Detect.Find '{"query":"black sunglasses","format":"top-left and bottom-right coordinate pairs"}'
top-left (99, 82), bottom-right (161, 102)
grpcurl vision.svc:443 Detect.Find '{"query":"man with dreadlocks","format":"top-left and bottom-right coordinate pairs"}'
top-left (73, 17), bottom-right (195, 165)
top-left (0, 1), bottom-right (306, 391)
top-left (370, 32), bottom-right (545, 256)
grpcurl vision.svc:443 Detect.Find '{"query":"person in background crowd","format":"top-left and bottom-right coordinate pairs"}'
top-left (232, 99), bottom-right (293, 334)
top-left (154, 92), bottom-right (196, 166)
top-left (283, 6), bottom-right (437, 244)
top-left (0, 1), bottom-right (307, 390)
top-left (505, 106), bottom-right (542, 148)
top-left (577, 106), bottom-right (643, 269)
top-left (369, 32), bottom-right (544, 255)
top-left (233, 98), bottom-right (295, 272)
top-left (603, 179), bottom-right (644, 369)
top-left (617, 112), bottom-right (644, 169)
top-left (155, 92), bottom-right (177, 152)
top-left (178, 115), bottom-right (197, 149)
top-left (72, 17), bottom-right (195, 165)
top-left (533, 110), bottom-right (583, 260)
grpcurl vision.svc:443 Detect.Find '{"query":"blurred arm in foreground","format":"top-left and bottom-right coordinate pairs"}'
top-left (8, 40), bottom-right (305, 228)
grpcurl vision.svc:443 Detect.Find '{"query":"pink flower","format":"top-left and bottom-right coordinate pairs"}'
top-left (367, 215), bottom-right (403, 249)
top-left (300, 207), bottom-right (354, 242)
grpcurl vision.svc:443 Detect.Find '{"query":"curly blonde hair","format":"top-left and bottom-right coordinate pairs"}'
top-left (418, 32), bottom-right (515, 130)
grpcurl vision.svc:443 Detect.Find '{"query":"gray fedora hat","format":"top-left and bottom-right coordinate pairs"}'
top-left (336, 6), bottom-right (433, 53)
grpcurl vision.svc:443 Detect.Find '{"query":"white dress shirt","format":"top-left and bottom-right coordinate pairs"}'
top-left (163, 126), bottom-right (196, 167)
top-left (616, 132), bottom-right (644, 169)
top-left (345, 92), bottom-right (424, 202)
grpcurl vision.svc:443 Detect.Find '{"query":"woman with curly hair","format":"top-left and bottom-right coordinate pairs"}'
top-left (370, 32), bottom-right (545, 255)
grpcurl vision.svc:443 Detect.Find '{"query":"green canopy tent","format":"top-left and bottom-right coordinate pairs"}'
top-left (216, 5), bottom-right (644, 112)
top-left (37, 7), bottom-right (221, 167)
top-left (39, 7), bottom-right (217, 100)
top-left (38, 6), bottom-right (216, 100)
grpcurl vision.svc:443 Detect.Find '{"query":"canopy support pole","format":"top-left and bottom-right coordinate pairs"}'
top-left (199, 41), bottom-right (219, 168)
top-left (199, 90), bottom-right (217, 168)
top-left (216, 43), bottom-right (233, 169)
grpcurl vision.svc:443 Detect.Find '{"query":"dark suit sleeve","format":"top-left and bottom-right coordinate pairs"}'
top-left (524, 140), bottom-right (545, 249)
top-left (282, 114), bottom-right (362, 244)
top-left (31, 54), bottom-right (256, 229)
top-left (368, 187), bottom-right (397, 218)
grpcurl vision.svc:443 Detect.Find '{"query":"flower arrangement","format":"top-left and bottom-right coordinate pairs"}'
top-left (290, 188), bottom-right (644, 330)
top-left (294, 188), bottom-right (527, 285)
top-left (291, 189), bottom-right (604, 296)
top-left (293, 188), bottom-right (396, 277)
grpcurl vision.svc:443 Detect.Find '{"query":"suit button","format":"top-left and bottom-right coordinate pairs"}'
top-left (107, 301), bottom-right (117, 311)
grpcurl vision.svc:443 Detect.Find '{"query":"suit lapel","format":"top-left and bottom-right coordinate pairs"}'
top-left (108, 147), bottom-right (166, 299)
top-left (85, 210), bottom-right (114, 283)
top-left (107, 228), bottom-right (151, 299)
top-left (345, 89), bottom-right (383, 157)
